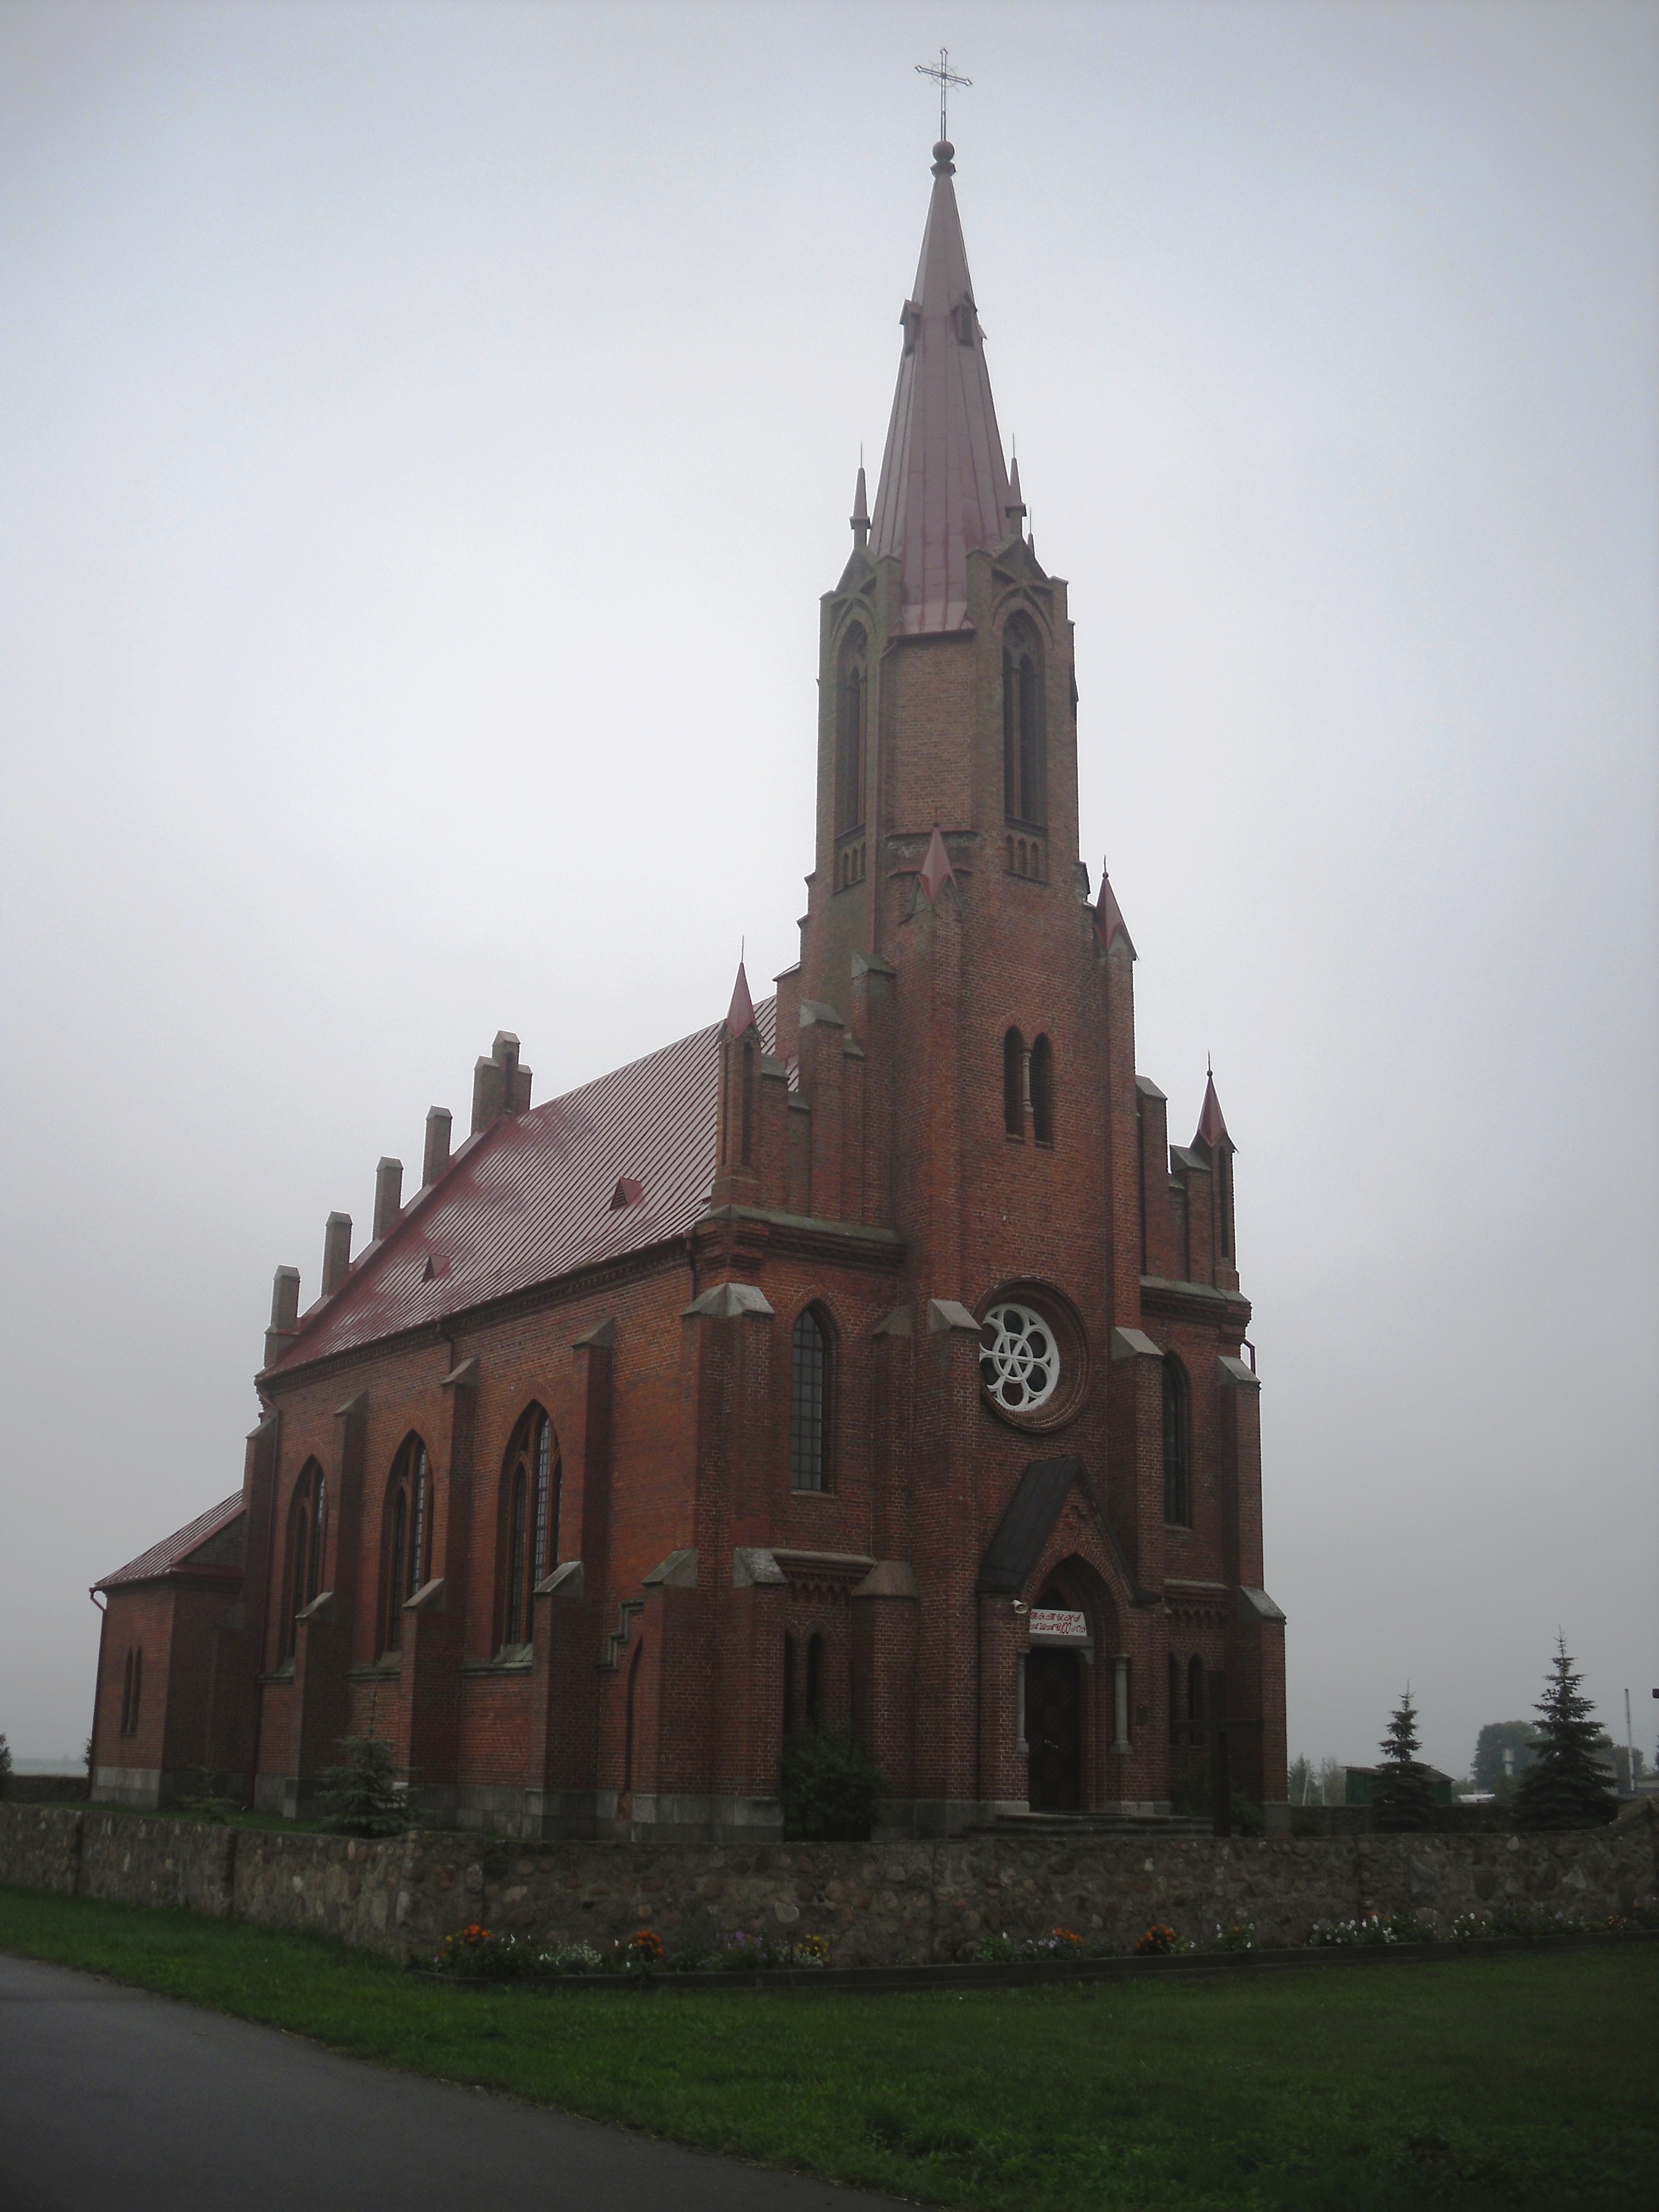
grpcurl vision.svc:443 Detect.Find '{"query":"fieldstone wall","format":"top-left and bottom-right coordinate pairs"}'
top-left (3, 1804), bottom-right (1655, 1967)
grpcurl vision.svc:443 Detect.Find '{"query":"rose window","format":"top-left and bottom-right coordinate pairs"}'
top-left (979, 1302), bottom-right (1060, 1414)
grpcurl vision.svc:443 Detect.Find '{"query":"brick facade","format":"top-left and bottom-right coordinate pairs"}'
top-left (90, 141), bottom-right (1289, 1840)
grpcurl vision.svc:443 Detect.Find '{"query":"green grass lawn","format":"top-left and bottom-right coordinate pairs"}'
top-left (2, 1886), bottom-right (1653, 2210)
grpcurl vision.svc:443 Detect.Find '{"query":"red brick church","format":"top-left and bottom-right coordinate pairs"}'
top-left (90, 138), bottom-right (1288, 1839)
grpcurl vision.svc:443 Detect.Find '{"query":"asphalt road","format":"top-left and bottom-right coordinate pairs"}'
top-left (0, 1952), bottom-right (899, 2212)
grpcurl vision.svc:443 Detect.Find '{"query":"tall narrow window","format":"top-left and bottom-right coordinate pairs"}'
top-left (386, 1490), bottom-right (407, 1653)
top-left (1162, 1357), bottom-right (1190, 1526)
top-left (382, 1439), bottom-right (431, 1655)
top-left (1188, 1655), bottom-right (1206, 1721)
top-left (1002, 620), bottom-right (1046, 826)
top-left (120, 1648), bottom-right (135, 1737)
top-left (1003, 1027), bottom-right (1025, 1138)
top-left (1030, 1034), bottom-right (1054, 1144)
top-left (504, 1467), bottom-right (528, 1647)
top-left (128, 1647), bottom-right (142, 1734)
top-left (501, 1407), bottom-right (560, 1652)
top-left (283, 1460), bottom-right (329, 1658)
top-left (805, 1634), bottom-right (825, 1731)
top-left (789, 1307), bottom-right (829, 1491)
top-left (782, 1632), bottom-right (797, 1738)
top-left (1167, 1654), bottom-right (1180, 1743)
top-left (532, 1416), bottom-right (552, 1585)
top-left (836, 644), bottom-right (866, 837)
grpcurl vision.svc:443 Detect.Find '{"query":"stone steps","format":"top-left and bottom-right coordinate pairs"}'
top-left (964, 1812), bottom-right (1215, 1840)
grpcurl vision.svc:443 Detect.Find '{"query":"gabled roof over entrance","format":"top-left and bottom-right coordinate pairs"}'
top-left (267, 1000), bottom-right (777, 1374)
top-left (979, 1454), bottom-right (1146, 1603)
top-left (96, 1493), bottom-right (244, 1591)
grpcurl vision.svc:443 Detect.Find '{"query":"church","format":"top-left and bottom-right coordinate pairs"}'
top-left (89, 136), bottom-right (1288, 1841)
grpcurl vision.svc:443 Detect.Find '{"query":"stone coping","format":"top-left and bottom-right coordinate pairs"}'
top-left (418, 1925), bottom-right (1657, 1996)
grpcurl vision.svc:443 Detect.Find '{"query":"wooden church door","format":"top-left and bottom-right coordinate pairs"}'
top-left (1025, 1650), bottom-right (1082, 1811)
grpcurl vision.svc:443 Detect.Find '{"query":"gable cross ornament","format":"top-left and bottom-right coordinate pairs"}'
top-left (915, 47), bottom-right (971, 141)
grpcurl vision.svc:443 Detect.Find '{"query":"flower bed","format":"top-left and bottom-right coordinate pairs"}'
top-left (424, 1908), bottom-right (1657, 1987)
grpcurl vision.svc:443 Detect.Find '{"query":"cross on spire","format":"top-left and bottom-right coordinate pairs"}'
top-left (915, 46), bottom-right (971, 141)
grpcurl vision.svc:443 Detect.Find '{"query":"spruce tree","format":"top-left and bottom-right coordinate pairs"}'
top-left (1370, 1688), bottom-right (1438, 1831)
top-left (318, 1737), bottom-right (412, 1837)
top-left (1512, 1636), bottom-right (1617, 1831)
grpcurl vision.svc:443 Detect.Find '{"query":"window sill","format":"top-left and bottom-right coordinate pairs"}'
top-left (346, 1660), bottom-right (401, 1681)
top-left (789, 1485), bottom-right (834, 1498)
top-left (459, 1650), bottom-right (533, 1676)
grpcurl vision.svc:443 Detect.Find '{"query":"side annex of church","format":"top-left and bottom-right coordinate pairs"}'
top-left (90, 140), bottom-right (1289, 1840)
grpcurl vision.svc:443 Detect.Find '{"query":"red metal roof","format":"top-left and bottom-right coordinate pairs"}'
top-left (870, 143), bottom-right (1016, 635)
top-left (96, 1493), bottom-right (244, 1590)
top-left (1195, 1070), bottom-right (1232, 1151)
top-left (269, 1000), bottom-right (777, 1373)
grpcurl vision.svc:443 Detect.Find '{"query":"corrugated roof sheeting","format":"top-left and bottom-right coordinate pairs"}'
top-left (97, 1493), bottom-right (244, 1589)
top-left (272, 1001), bottom-right (776, 1372)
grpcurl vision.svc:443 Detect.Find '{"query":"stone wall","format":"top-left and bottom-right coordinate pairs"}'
top-left (3, 1804), bottom-right (1655, 1968)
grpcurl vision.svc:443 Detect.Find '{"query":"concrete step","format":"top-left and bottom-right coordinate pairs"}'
top-left (963, 1811), bottom-right (1215, 1840)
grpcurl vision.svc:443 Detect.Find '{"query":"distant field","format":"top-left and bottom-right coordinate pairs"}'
top-left (2, 1886), bottom-right (1654, 2210)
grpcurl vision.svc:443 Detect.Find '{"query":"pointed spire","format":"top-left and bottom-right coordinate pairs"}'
top-left (869, 141), bottom-right (1014, 634)
top-left (850, 461), bottom-right (870, 550)
top-left (918, 823), bottom-right (956, 906)
top-left (1195, 1068), bottom-right (1231, 1151)
top-left (1092, 869), bottom-right (1136, 958)
top-left (1004, 453), bottom-right (1026, 537)
top-left (724, 958), bottom-right (756, 1038)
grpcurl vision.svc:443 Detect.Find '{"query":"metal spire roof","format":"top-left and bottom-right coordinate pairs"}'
top-left (1093, 870), bottom-right (1136, 958)
top-left (869, 139), bottom-right (1014, 634)
top-left (725, 958), bottom-right (757, 1037)
top-left (1195, 1068), bottom-right (1232, 1150)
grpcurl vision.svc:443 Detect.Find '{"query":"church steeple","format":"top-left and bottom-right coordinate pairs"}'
top-left (868, 139), bottom-right (1015, 634)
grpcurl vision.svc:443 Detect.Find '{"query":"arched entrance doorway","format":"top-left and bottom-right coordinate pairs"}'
top-left (1025, 1646), bottom-right (1082, 1810)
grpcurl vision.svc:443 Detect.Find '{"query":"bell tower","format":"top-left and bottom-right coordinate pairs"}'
top-left (798, 138), bottom-right (1090, 1290)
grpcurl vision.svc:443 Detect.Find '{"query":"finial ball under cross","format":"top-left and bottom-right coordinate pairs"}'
top-left (915, 46), bottom-right (971, 144)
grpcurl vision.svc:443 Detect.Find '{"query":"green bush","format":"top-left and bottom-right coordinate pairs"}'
top-left (318, 1737), bottom-right (412, 1837)
top-left (780, 1728), bottom-right (886, 1841)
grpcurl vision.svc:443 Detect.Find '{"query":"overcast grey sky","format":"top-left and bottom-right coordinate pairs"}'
top-left (2, 0), bottom-right (1654, 1780)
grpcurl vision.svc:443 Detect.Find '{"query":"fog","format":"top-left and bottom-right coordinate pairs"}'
top-left (2, 0), bottom-right (1654, 1782)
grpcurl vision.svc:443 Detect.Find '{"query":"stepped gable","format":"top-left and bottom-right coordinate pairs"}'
top-left (269, 999), bottom-right (777, 1372)
top-left (96, 1493), bottom-right (244, 1590)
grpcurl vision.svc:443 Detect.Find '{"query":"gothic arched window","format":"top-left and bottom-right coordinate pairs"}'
top-left (283, 1460), bottom-right (328, 1658)
top-left (789, 1306), bottom-right (830, 1492)
top-left (1030, 1034), bottom-right (1054, 1144)
top-left (1003, 1027), bottom-right (1026, 1138)
top-left (501, 1407), bottom-right (560, 1649)
top-left (835, 634), bottom-right (867, 839)
top-left (1162, 1357), bottom-right (1191, 1527)
top-left (1002, 620), bottom-right (1046, 827)
top-left (382, 1438), bottom-right (431, 1654)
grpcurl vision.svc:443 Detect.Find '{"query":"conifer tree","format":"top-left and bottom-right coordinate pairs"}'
top-left (318, 1737), bottom-right (412, 1837)
top-left (1512, 1636), bottom-right (1617, 1831)
top-left (1370, 1688), bottom-right (1438, 1831)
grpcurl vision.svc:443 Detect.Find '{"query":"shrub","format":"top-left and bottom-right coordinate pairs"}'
top-left (1133, 1923), bottom-right (1185, 1956)
top-left (974, 1933), bottom-right (1018, 1962)
top-left (780, 1728), bottom-right (886, 1841)
top-left (1307, 1911), bottom-right (1435, 1948)
top-left (0, 1734), bottom-right (11, 1800)
top-left (318, 1737), bottom-right (412, 1837)
top-left (1211, 1920), bottom-right (1256, 1952)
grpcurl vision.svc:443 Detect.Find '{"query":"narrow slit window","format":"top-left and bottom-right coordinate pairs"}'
top-left (789, 1308), bottom-right (828, 1492)
top-left (1030, 1034), bottom-right (1054, 1144)
top-left (1162, 1357), bottom-right (1191, 1527)
top-left (1003, 1027), bottom-right (1025, 1138)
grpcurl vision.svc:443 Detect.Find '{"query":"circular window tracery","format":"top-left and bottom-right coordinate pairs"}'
top-left (979, 1302), bottom-right (1060, 1413)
